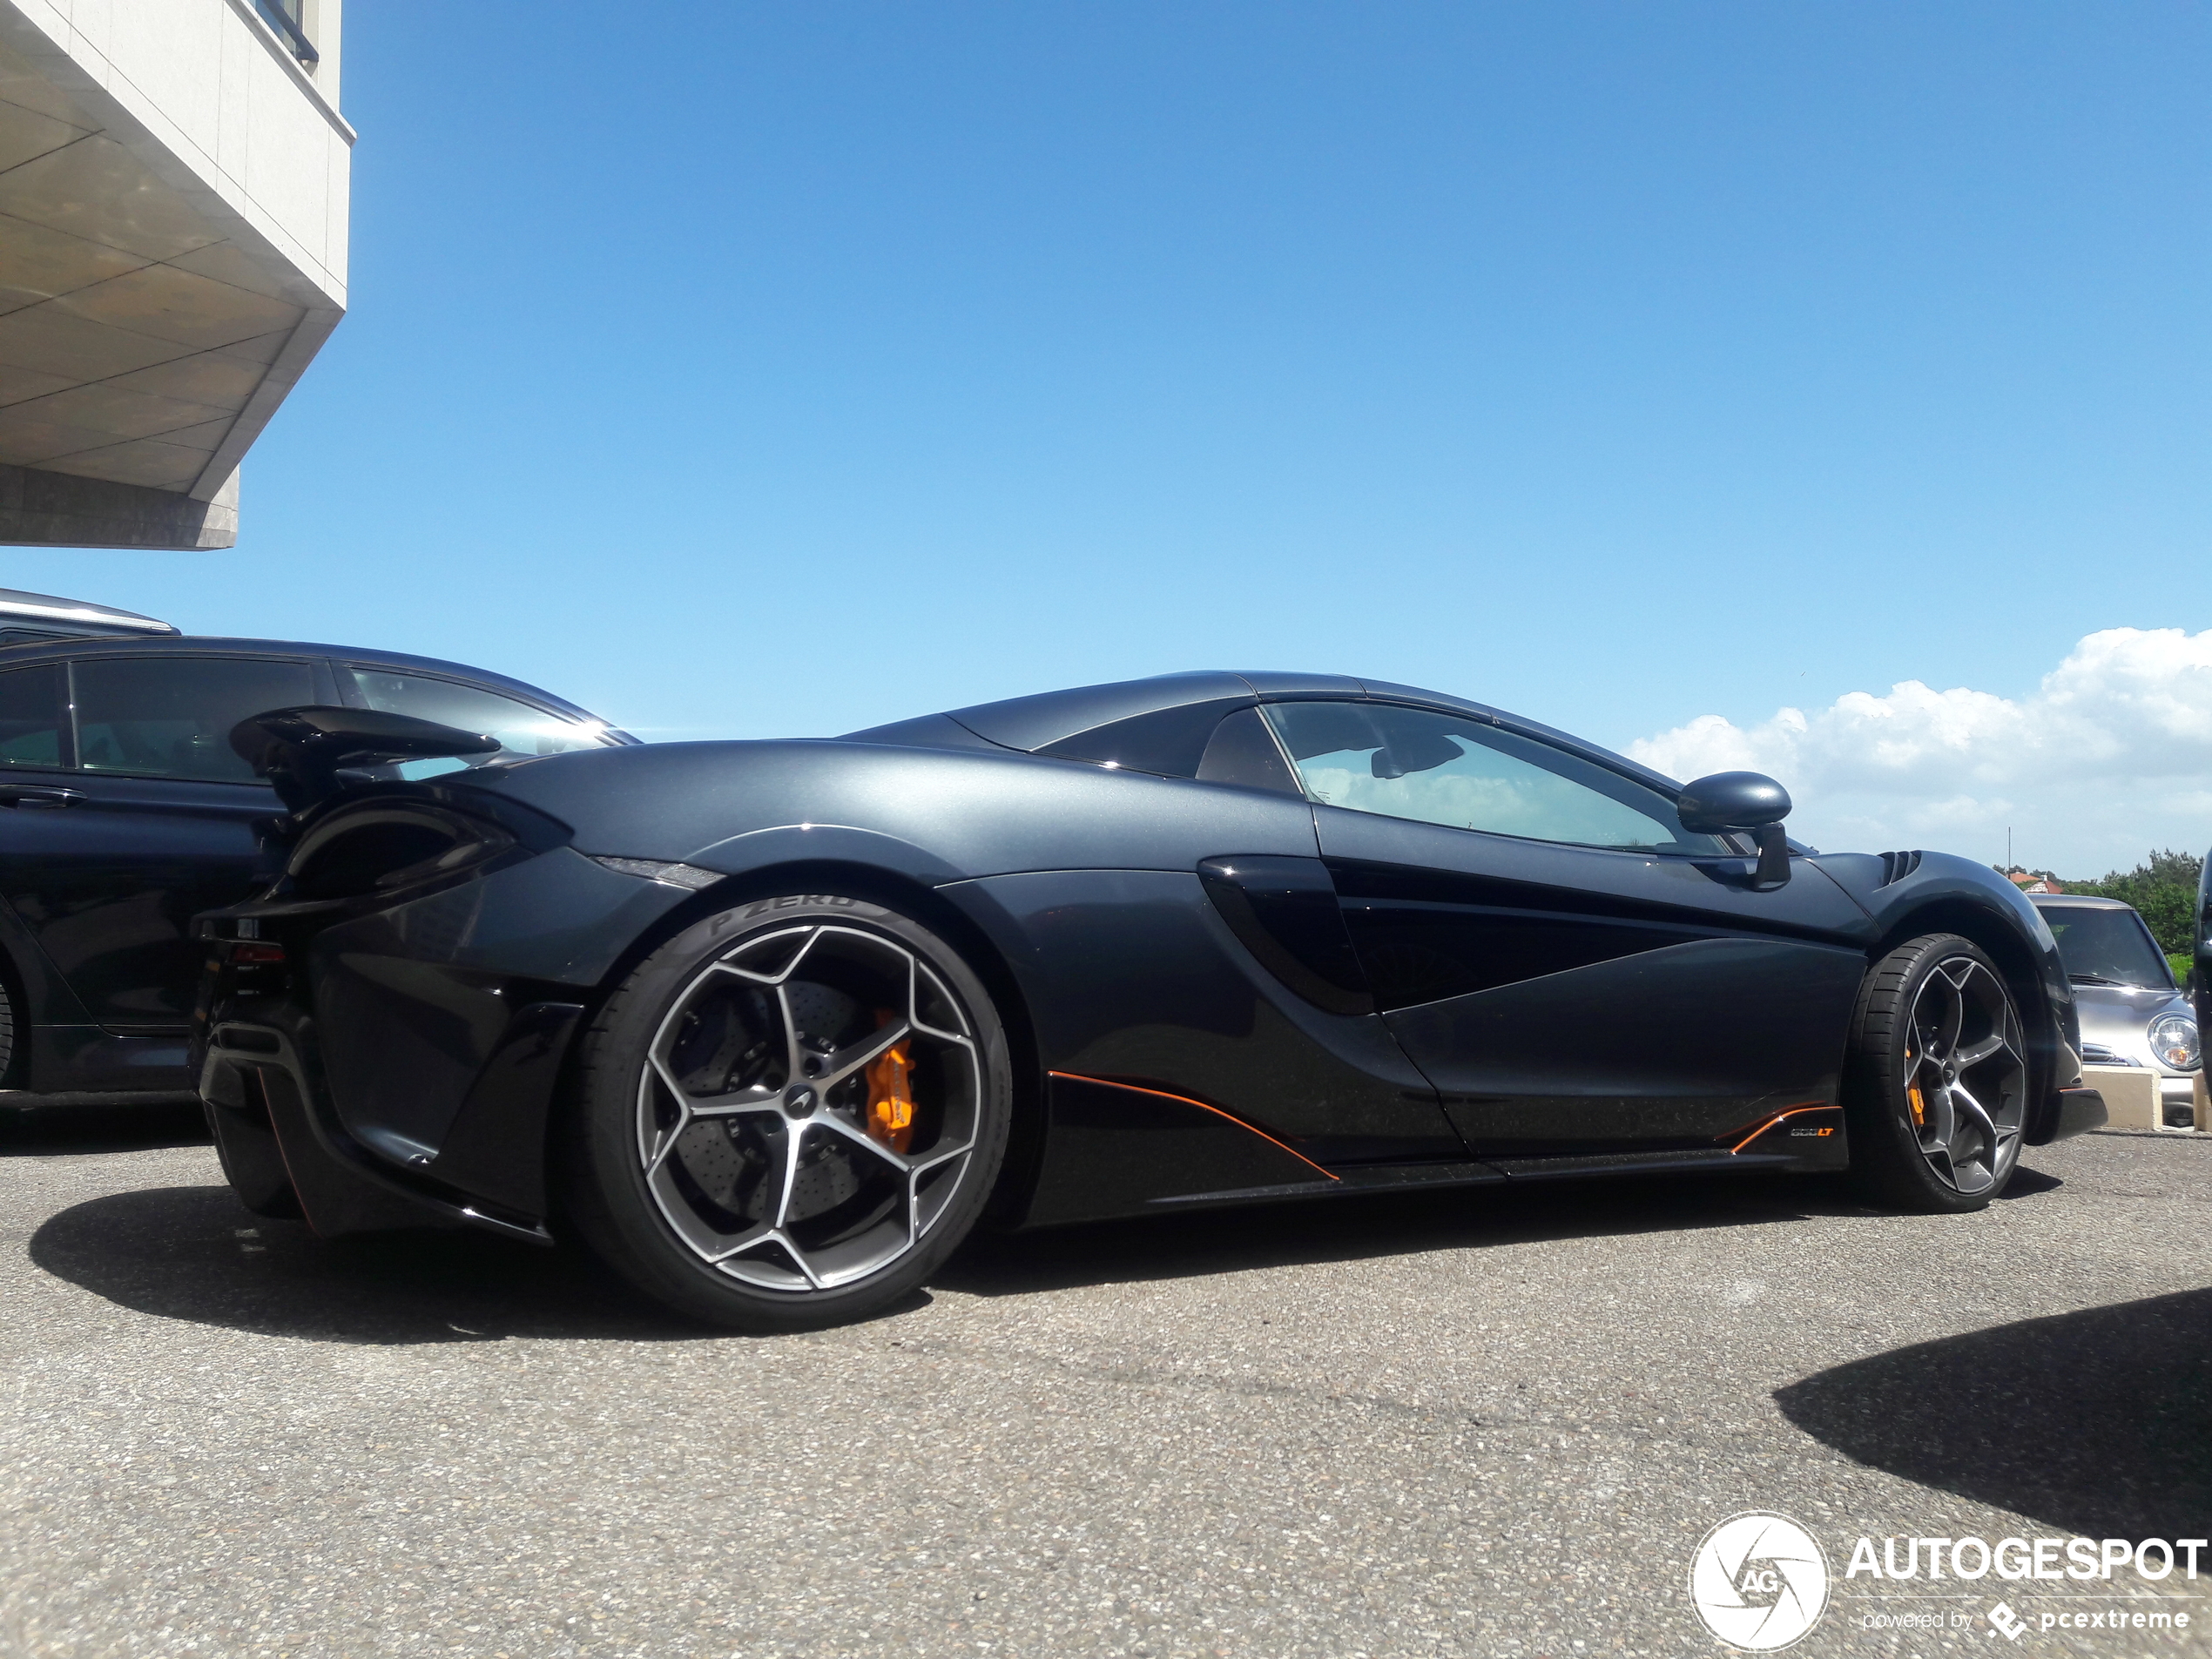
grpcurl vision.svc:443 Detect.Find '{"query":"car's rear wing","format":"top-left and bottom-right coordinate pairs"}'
top-left (231, 705), bottom-right (500, 813)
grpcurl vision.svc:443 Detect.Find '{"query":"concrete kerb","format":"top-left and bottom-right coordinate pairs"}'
top-left (2080, 1063), bottom-right (2161, 1132)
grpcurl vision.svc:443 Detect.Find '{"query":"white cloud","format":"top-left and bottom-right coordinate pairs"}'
top-left (1628, 628), bottom-right (2212, 876)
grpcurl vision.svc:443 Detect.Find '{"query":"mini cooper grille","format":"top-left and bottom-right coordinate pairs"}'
top-left (1878, 850), bottom-right (1924, 887)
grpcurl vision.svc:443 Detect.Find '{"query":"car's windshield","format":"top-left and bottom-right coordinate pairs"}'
top-left (2041, 906), bottom-right (2173, 988)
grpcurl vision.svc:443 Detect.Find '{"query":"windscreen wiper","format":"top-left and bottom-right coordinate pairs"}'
top-left (2067, 974), bottom-right (2128, 987)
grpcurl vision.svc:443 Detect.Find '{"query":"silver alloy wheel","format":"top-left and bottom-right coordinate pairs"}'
top-left (635, 923), bottom-right (981, 1291)
top-left (1901, 954), bottom-right (2027, 1195)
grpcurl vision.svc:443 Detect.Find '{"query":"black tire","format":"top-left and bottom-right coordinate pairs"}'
top-left (1844, 934), bottom-right (2029, 1213)
top-left (560, 893), bottom-right (1013, 1332)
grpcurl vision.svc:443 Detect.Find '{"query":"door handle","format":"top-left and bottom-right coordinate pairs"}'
top-left (0, 785), bottom-right (84, 809)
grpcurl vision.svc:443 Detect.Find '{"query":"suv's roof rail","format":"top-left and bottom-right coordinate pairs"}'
top-left (0, 589), bottom-right (179, 640)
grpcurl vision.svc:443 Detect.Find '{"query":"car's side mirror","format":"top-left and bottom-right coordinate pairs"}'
top-left (1678, 771), bottom-right (1793, 889)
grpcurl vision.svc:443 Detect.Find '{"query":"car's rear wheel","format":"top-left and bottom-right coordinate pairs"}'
top-left (1844, 934), bottom-right (2028, 1212)
top-left (562, 894), bottom-right (1012, 1331)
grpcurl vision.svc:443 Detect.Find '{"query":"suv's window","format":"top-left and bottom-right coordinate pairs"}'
top-left (1262, 700), bottom-right (1729, 854)
top-left (0, 664), bottom-right (64, 769)
top-left (73, 657), bottom-right (315, 784)
top-left (347, 668), bottom-right (610, 778)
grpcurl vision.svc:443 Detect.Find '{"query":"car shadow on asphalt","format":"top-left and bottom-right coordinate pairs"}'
top-left (938, 1167), bottom-right (1930, 1297)
top-left (1996, 1164), bottom-right (2064, 1198)
top-left (26, 1184), bottom-right (711, 1346)
top-left (22, 1142), bottom-right (2072, 1348)
top-left (28, 1165), bottom-right (1878, 1347)
top-left (1775, 1286), bottom-right (2212, 1540)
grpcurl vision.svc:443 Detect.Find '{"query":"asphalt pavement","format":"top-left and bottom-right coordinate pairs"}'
top-left (2, 1108), bottom-right (2206, 1659)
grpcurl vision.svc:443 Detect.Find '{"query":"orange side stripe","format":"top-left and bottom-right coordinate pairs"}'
top-left (1047, 1071), bottom-right (1340, 1182)
top-left (1728, 1103), bottom-right (1840, 1155)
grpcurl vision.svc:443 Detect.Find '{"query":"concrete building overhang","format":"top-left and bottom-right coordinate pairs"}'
top-left (0, 0), bottom-right (349, 548)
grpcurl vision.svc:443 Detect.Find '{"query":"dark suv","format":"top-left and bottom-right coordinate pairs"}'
top-left (0, 600), bottom-right (629, 1104)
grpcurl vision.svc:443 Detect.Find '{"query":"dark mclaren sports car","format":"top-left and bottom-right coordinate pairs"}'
top-left (192, 672), bottom-right (2107, 1330)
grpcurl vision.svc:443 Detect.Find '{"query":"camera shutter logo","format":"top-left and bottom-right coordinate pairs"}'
top-left (1689, 1511), bottom-right (1831, 1650)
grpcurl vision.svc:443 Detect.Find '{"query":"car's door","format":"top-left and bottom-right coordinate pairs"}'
top-left (0, 651), bottom-right (325, 1033)
top-left (1261, 699), bottom-right (1874, 1157)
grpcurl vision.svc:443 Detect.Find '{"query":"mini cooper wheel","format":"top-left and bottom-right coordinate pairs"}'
top-left (1843, 934), bottom-right (2029, 1213)
top-left (563, 894), bottom-right (1012, 1331)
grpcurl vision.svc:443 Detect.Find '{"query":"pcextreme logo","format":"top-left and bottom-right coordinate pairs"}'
top-left (1689, 1512), bottom-right (1831, 1651)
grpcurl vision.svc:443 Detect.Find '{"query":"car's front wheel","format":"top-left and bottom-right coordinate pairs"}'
top-left (1843, 933), bottom-right (2029, 1212)
top-left (562, 894), bottom-right (1012, 1331)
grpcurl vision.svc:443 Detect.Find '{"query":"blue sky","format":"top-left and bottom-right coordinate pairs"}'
top-left (8, 3), bottom-right (2208, 869)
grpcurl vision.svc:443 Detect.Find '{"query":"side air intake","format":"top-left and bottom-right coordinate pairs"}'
top-left (1878, 850), bottom-right (1924, 887)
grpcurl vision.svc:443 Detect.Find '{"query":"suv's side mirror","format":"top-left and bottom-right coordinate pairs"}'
top-left (1678, 771), bottom-right (1793, 889)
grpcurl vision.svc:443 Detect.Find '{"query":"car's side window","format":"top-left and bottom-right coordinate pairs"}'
top-left (346, 668), bottom-right (611, 779)
top-left (0, 664), bottom-right (65, 770)
top-left (1261, 700), bottom-right (1729, 855)
top-left (1036, 698), bottom-right (1253, 779)
top-left (73, 657), bottom-right (317, 785)
top-left (1194, 705), bottom-right (1300, 794)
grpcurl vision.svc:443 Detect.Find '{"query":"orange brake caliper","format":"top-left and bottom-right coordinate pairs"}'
top-left (1905, 1043), bottom-right (1925, 1126)
top-left (865, 1011), bottom-right (916, 1155)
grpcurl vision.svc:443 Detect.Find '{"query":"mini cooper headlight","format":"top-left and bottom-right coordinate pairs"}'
top-left (2148, 1012), bottom-right (2201, 1071)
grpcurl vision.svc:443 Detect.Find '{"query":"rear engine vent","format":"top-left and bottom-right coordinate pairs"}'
top-left (1877, 850), bottom-right (1924, 887)
top-left (287, 805), bottom-right (514, 901)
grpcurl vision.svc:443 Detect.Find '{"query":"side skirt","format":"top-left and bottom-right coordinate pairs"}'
top-left (1150, 1145), bottom-right (1818, 1211)
top-left (1020, 1076), bottom-right (1847, 1225)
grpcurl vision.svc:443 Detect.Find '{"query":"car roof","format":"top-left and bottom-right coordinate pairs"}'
top-left (2028, 894), bottom-right (2134, 911)
top-left (0, 634), bottom-right (614, 727)
top-left (924, 671), bottom-right (1688, 792)
top-left (0, 587), bottom-right (176, 636)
